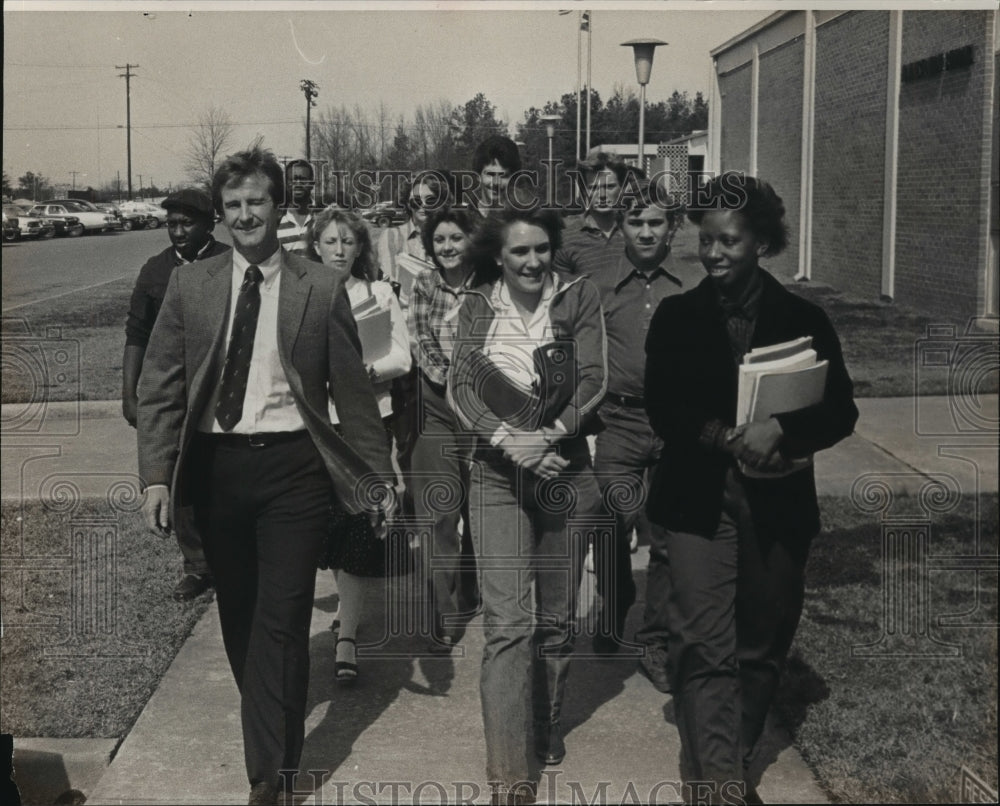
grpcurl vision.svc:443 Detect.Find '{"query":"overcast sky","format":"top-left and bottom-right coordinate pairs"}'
top-left (2, 1), bottom-right (781, 192)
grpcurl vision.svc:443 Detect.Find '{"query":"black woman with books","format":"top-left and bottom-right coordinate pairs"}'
top-left (448, 201), bottom-right (607, 804)
top-left (643, 173), bottom-right (858, 804)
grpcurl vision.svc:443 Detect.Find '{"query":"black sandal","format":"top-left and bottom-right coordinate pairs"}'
top-left (335, 637), bottom-right (357, 686)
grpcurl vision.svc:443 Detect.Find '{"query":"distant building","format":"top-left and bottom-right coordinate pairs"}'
top-left (586, 134), bottom-right (708, 202)
top-left (708, 9), bottom-right (998, 325)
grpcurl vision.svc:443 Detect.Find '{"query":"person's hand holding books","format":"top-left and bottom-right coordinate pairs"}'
top-left (725, 419), bottom-right (791, 473)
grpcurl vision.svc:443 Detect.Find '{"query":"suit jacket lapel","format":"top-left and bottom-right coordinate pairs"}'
top-left (278, 254), bottom-right (313, 381)
top-left (190, 255), bottom-right (233, 405)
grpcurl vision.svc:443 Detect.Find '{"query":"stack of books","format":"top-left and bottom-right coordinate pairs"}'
top-left (736, 336), bottom-right (828, 478)
top-left (351, 294), bottom-right (392, 365)
top-left (393, 252), bottom-right (433, 307)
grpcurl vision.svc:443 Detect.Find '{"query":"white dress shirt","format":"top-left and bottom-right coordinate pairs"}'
top-left (198, 248), bottom-right (306, 434)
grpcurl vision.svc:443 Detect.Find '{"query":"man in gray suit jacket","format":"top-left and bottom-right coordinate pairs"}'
top-left (138, 145), bottom-right (393, 805)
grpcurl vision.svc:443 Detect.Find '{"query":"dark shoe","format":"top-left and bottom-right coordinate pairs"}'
top-left (534, 720), bottom-right (566, 765)
top-left (248, 781), bottom-right (278, 805)
top-left (172, 573), bottom-right (212, 602)
top-left (335, 637), bottom-right (358, 686)
top-left (639, 646), bottom-right (672, 693)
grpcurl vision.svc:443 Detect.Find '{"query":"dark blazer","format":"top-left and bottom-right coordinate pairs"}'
top-left (125, 238), bottom-right (231, 348)
top-left (137, 249), bottom-right (393, 516)
top-left (644, 270), bottom-right (858, 541)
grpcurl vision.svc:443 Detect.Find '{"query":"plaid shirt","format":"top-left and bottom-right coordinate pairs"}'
top-left (408, 267), bottom-right (473, 388)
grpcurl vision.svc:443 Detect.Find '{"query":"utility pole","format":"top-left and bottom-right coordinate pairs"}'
top-left (300, 79), bottom-right (319, 161)
top-left (69, 171), bottom-right (80, 190)
top-left (138, 174), bottom-right (143, 200)
top-left (116, 63), bottom-right (138, 200)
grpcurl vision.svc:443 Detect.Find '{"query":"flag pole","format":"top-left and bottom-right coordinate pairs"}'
top-left (586, 10), bottom-right (592, 153)
top-left (576, 12), bottom-right (582, 166)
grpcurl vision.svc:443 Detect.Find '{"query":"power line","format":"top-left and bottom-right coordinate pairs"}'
top-left (5, 61), bottom-right (113, 68)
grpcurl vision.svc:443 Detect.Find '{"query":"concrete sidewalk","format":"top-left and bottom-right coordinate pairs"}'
top-left (3, 395), bottom-right (997, 804)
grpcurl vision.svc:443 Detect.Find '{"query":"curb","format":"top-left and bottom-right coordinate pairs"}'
top-left (12, 737), bottom-right (118, 805)
top-left (1, 400), bottom-right (122, 424)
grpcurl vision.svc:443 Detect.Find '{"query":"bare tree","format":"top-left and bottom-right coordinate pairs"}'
top-left (414, 99), bottom-right (458, 169)
top-left (185, 106), bottom-right (235, 190)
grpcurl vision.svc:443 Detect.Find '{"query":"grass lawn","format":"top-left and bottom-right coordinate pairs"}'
top-left (1, 278), bottom-right (133, 405)
top-left (0, 499), bottom-right (212, 737)
top-left (777, 494), bottom-right (998, 803)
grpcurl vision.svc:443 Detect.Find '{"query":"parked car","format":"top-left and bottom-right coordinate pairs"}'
top-left (23, 205), bottom-right (85, 237)
top-left (3, 210), bottom-right (20, 242)
top-left (2, 204), bottom-right (55, 240)
top-left (360, 202), bottom-right (408, 228)
top-left (95, 202), bottom-right (152, 231)
top-left (30, 202), bottom-right (115, 234)
top-left (119, 201), bottom-right (167, 228)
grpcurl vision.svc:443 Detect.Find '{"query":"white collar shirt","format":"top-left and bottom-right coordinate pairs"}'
top-left (482, 273), bottom-right (557, 391)
top-left (198, 247), bottom-right (306, 434)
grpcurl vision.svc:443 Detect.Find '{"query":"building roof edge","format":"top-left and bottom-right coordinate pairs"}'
top-left (710, 10), bottom-right (791, 58)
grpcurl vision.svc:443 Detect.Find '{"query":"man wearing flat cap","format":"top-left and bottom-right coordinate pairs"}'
top-left (123, 186), bottom-right (231, 602)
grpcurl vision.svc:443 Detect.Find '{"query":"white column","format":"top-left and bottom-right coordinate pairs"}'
top-left (881, 10), bottom-right (903, 300)
top-left (708, 57), bottom-right (722, 175)
top-left (797, 11), bottom-right (817, 281)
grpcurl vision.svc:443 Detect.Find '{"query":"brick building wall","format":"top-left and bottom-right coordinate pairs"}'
top-left (757, 37), bottom-right (805, 280)
top-left (811, 10), bottom-right (890, 298)
top-left (894, 10), bottom-right (992, 323)
top-left (719, 63), bottom-right (752, 173)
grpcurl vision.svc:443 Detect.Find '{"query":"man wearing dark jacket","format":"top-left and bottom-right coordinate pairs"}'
top-left (122, 187), bottom-right (230, 601)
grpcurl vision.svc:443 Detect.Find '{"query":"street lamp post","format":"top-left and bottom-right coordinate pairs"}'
top-left (539, 114), bottom-right (562, 206)
top-left (621, 39), bottom-right (667, 171)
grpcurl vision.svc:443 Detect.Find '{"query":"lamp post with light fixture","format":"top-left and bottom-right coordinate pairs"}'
top-left (621, 39), bottom-right (666, 171)
top-left (539, 113), bottom-right (562, 205)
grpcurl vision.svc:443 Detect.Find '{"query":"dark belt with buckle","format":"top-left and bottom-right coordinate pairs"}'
top-left (199, 430), bottom-right (310, 449)
top-left (604, 392), bottom-right (646, 409)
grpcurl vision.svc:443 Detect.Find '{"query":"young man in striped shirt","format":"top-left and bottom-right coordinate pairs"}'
top-left (278, 158), bottom-right (318, 258)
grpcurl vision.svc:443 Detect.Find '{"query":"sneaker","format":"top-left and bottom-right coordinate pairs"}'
top-left (172, 573), bottom-right (212, 602)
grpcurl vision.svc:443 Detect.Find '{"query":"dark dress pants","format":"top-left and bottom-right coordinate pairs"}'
top-left (593, 402), bottom-right (671, 646)
top-left (174, 503), bottom-right (210, 576)
top-left (187, 432), bottom-right (330, 788)
top-left (664, 466), bottom-right (811, 799)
